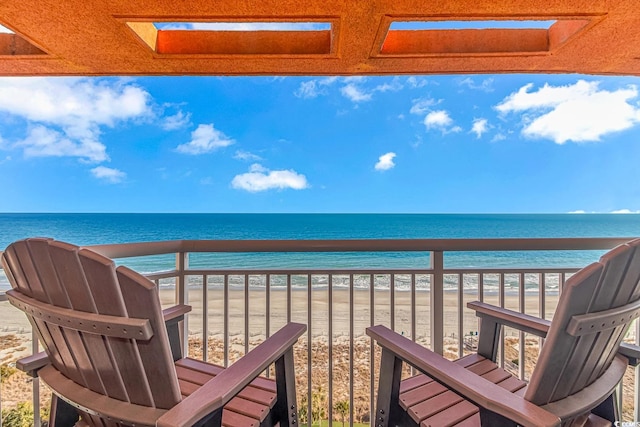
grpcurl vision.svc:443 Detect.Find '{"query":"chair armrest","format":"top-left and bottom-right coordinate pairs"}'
top-left (468, 301), bottom-right (551, 338)
top-left (16, 351), bottom-right (50, 377)
top-left (163, 304), bottom-right (192, 322)
top-left (367, 325), bottom-right (560, 427)
top-left (157, 322), bottom-right (306, 427)
top-left (619, 343), bottom-right (640, 367)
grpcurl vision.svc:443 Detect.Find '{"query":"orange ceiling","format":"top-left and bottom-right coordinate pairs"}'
top-left (0, 0), bottom-right (639, 76)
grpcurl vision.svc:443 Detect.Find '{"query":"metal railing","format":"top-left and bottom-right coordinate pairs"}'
top-left (0, 237), bottom-right (637, 425)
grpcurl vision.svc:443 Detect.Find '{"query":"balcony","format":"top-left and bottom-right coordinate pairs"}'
top-left (0, 237), bottom-right (638, 425)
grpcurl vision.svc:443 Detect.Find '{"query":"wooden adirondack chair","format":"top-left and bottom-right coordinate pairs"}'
top-left (367, 238), bottom-right (640, 427)
top-left (2, 238), bottom-right (306, 427)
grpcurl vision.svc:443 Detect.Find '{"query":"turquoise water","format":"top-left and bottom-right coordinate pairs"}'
top-left (0, 213), bottom-right (639, 276)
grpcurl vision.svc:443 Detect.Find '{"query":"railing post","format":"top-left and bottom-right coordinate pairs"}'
top-left (176, 251), bottom-right (189, 358)
top-left (633, 320), bottom-right (640, 423)
top-left (431, 250), bottom-right (444, 355)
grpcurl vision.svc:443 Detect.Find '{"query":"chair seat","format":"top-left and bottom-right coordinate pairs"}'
top-left (175, 358), bottom-right (277, 427)
top-left (76, 356), bottom-right (278, 427)
top-left (399, 354), bottom-right (527, 427)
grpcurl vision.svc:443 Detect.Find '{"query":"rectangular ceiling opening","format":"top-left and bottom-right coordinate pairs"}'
top-left (127, 21), bottom-right (334, 55)
top-left (380, 18), bottom-right (590, 55)
top-left (389, 20), bottom-right (557, 31)
top-left (0, 23), bottom-right (46, 55)
top-left (154, 22), bottom-right (332, 31)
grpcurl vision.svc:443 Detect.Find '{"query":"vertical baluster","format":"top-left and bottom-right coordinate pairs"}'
top-left (431, 251), bottom-right (444, 355)
top-left (307, 274), bottom-right (312, 427)
top-left (224, 274), bottom-right (229, 368)
top-left (635, 318), bottom-right (640, 422)
top-left (203, 274), bottom-right (208, 362)
top-left (287, 275), bottom-right (292, 324)
top-left (410, 273), bottom-right (416, 376)
top-left (539, 273), bottom-right (546, 320)
top-left (349, 274), bottom-right (354, 427)
top-left (390, 274), bottom-right (395, 333)
top-left (539, 272), bottom-right (547, 353)
top-left (328, 274), bottom-right (333, 426)
top-left (478, 274), bottom-right (484, 341)
top-left (265, 274), bottom-right (271, 379)
top-left (519, 272), bottom-right (525, 380)
top-left (266, 274), bottom-right (271, 339)
top-left (245, 274), bottom-right (249, 355)
top-left (499, 273), bottom-right (505, 368)
top-left (458, 273), bottom-right (463, 358)
top-left (369, 274), bottom-right (375, 425)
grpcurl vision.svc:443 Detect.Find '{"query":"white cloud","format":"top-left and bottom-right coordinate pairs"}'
top-left (375, 152), bottom-right (396, 171)
top-left (568, 210), bottom-right (586, 214)
top-left (496, 80), bottom-right (640, 144)
top-left (375, 77), bottom-right (403, 93)
top-left (176, 124), bottom-right (235, 154)
top-left (234, 150), bottom-right (262, 161)
top-left (90, 166), bottom-right (126, 183)
top-left (296, 77), bottom-right (401, 103)
top-left (491, 133), bottom-right (507, 142)
top-left (471, 118), bottom-right (489, 138)
top-left (161, 110), bottom-right (191, 130)
top-left (17, 126), bottom-right (107, 162)
top-left (294, 81), bottom-right (322, 99)
top-left (611, 209), bottom-right (640, 214)
top-left (423, 111), bottom-right (462, 134)
top-left (232, 163), bottom-right (309, 192)
top-left (459, 77), bottom-right (494, 92)
top-left (410, 98), bottom-right (439, 115)
top-left (340, 84), bottom-right (372, 103)
top-left (294, 77), bottom-right (338, 99)
top-left (406, 77), bottom-right (428, 88)
top-left (0, 77), bottom-right (151, 162)
top-left (424, 110), bottom-right (453, 129)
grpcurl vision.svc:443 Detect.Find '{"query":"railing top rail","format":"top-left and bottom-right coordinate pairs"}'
top-left (81, 237), bottom-right (637, 259)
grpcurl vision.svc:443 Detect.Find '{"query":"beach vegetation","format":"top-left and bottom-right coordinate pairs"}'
top-left (1, 364), bottom-right (17, 383)
top-left (334, 399), bottom-right (349, 426)
top-left (1, 402), bottom-right (49, 427)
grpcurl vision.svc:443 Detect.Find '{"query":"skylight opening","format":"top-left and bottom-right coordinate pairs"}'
top-left (379, 18), bottom-right (590, 56)
top-left (153, 22), bottom-right (332, 31)
top-left (389, 20), bottom-right (556, 31)
top-left (127, 20), bottom-right (335, 56)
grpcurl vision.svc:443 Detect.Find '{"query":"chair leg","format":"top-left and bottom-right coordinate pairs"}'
top-left (591, 392), bottom-right (616, 423)
top-left (274, 348), bottom-right (299, 427)
top-left (192, 407), bottom-right (223, 427)
top-left (374, 349), bottom-right (404, 427)
top-left (479, 408), bottom-right (517, 427)
top-left (48, 395), bottom-right (79, 427)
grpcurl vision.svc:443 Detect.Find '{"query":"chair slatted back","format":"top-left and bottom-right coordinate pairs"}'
top-left (1, 238), bottom-right (182, 412)
top-left (526, 238), bottom-right (640, 405)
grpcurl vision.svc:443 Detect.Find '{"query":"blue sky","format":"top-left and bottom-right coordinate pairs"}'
top-left (0, 74), bottom-right (639, 213)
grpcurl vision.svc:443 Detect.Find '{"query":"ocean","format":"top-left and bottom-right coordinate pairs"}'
top-left (1, 213), bottom-right (639, 291)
